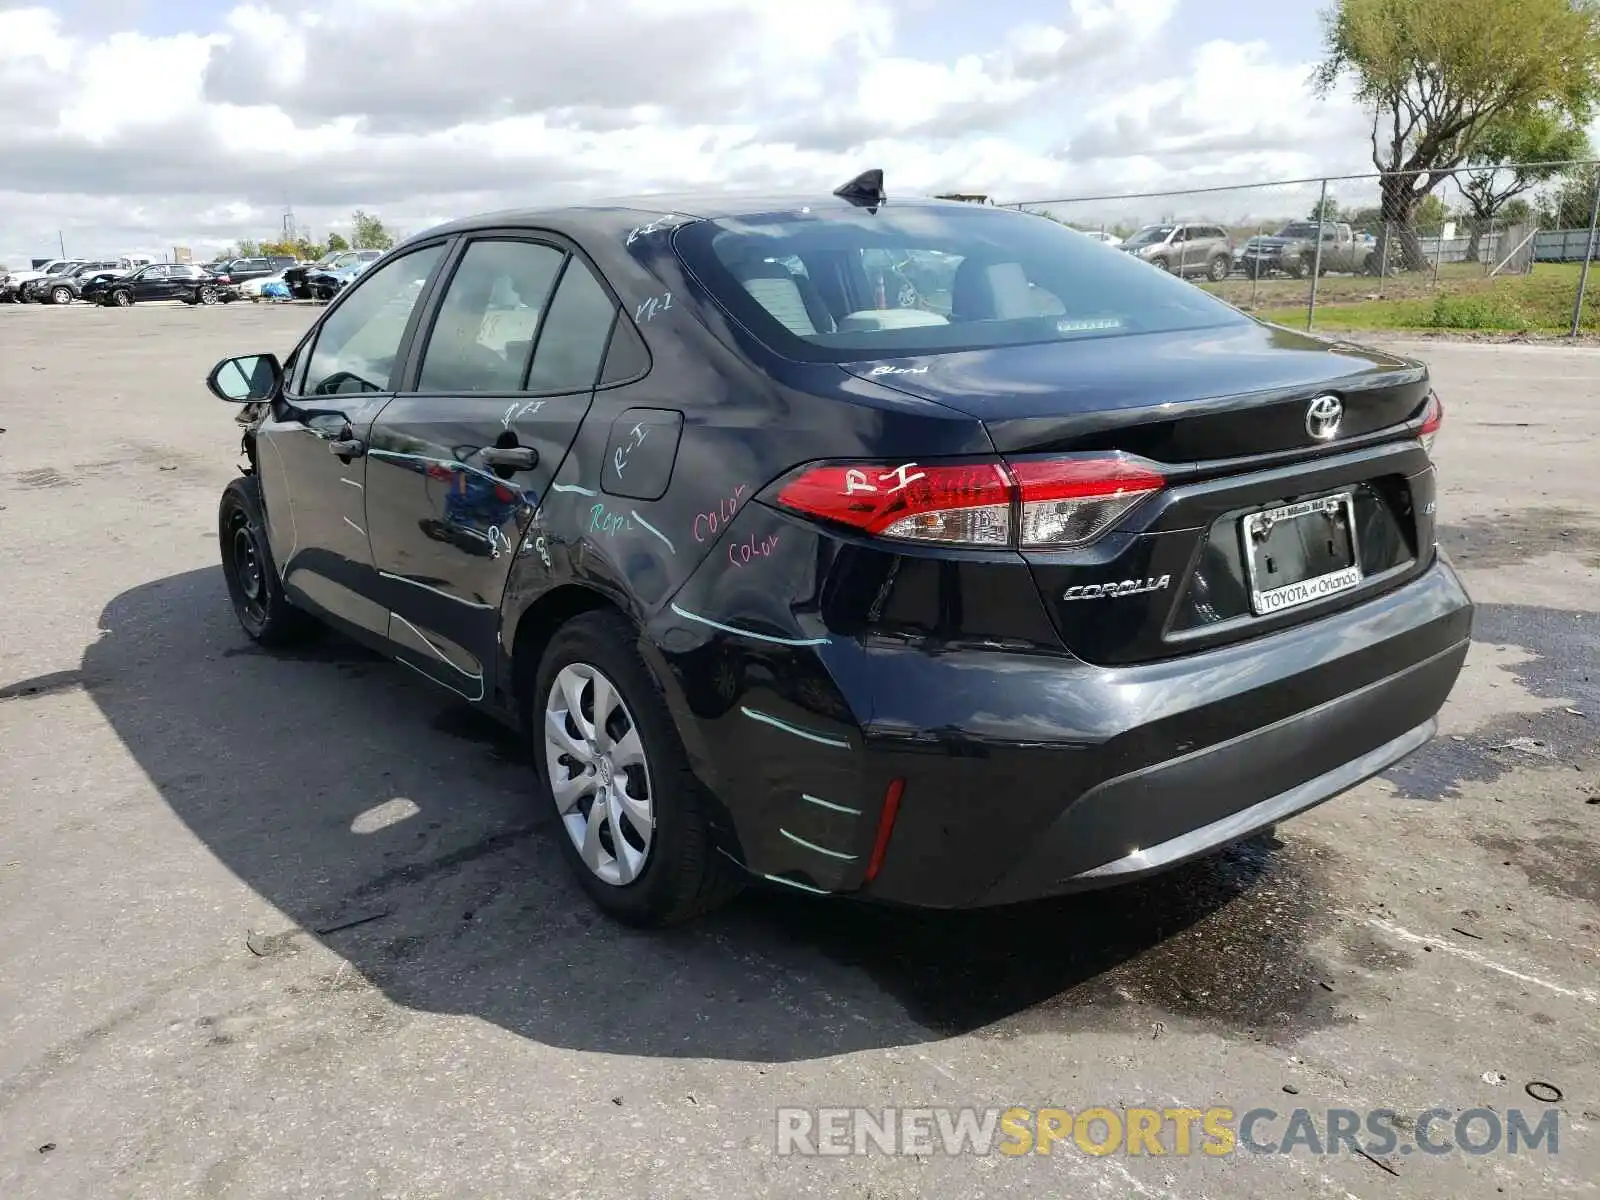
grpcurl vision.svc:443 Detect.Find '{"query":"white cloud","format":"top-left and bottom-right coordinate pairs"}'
top-left (0, 0), bottom-right (1372, 266)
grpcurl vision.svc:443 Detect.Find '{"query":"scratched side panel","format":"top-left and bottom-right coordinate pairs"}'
top-left (496, 211), bottom-right (996, 888)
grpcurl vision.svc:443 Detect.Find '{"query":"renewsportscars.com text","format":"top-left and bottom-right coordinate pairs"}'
top-left (775, 1106), bottom-right (1561, 1158)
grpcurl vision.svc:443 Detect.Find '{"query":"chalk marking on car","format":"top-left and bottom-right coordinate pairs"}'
top-left (549, 482), bottom-right (597, 496)
top-left (631, 510), bottom-right (676, 554)
top-left (779, 828), bottom-right (857, 861)
top-left (801, 793), bottom-right (860, 816)
top-left (739, 705), bottom-right (851, 749)
top-left (378, 571), bottom-right (495, 609)
top-left (668, 602), bottom-right (831, 648)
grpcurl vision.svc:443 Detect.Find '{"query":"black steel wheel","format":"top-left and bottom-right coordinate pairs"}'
top-left (219, 476), bottom-right (314, 646)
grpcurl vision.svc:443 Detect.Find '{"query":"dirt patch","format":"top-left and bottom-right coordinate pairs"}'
top-left (1441, 506), bottom-right (1600, 570)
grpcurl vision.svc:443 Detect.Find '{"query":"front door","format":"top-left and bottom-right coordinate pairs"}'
top-left (133, 265), bottom-right (178, 301)
top-left (254, 242), bottom-right (449, 637)
top-left (364, 235), bottom-right (618, 698)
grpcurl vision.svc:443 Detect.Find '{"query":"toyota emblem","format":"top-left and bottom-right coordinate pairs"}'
top-left (1305, 394), bottom-right (1343, 440)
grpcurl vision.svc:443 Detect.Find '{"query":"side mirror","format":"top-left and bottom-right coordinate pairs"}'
top-left (206, 353), bottom-right (282, 403)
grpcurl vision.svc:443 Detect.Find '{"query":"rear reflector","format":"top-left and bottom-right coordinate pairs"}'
top-left (864, 778), bottom-right (905, 883)
top-left (1419, 391), bottom-right (1443, 456)
top-left (774, 454), bottom-right (1165, 550)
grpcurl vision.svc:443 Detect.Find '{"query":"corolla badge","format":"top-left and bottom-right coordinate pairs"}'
top-left (1305, 394), bottom-right (1343, 440)
top-left (1063, 575), bottom-right (1170, 601)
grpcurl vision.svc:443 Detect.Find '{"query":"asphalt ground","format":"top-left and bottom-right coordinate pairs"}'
top-left (1, 300), bottom-right (1596, 1199)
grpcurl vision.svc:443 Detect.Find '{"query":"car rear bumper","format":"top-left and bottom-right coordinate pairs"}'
top-left (670, 554), bottom-right (1471, 908)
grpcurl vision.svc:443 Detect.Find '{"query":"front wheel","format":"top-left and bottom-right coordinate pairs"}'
top-left (533, 610), bottom-right (742, 926)
top-left (219, 477), bottom-right (314, 646)
top-left (107, 289), bottom-right (133, 307)
top-left (1151, 256), bottom-right (1173, 273)
top-left (197, 285), bottom-right (218, 305)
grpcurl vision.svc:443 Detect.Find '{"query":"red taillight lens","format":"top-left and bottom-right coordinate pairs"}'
top-left (775, 461), bottom-right (1013, 546)
top-left (1419, 391), bottom-right (1443, 455)
top-left (774, 454), bottom-right (1165, 550)
top-left (1008, 456), bottom-right (1165, 550)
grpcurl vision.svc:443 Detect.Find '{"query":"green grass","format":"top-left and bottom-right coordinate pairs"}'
top-left (1242, 262), bottom-right (1600, 333)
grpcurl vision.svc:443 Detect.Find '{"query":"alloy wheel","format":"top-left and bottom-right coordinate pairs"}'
top-left (544, 662), bottom-right (654, 886)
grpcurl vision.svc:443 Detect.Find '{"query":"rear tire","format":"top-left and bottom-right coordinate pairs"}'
top-left (50, 286), bottom-right (72, 305)
top-left (532, 610), bottom-right (743, 926)
top-left (219, 476), bottom-right (315, 647)
top-left (1207, 254), bottom-right (1230, 282)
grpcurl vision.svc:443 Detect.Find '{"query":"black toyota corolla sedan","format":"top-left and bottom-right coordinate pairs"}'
top-left (204, 171), bottom-right (1471, 927)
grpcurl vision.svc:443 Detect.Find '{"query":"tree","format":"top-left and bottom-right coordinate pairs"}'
top-left (326, 231), bottom-right (350, 252)
top-left (1315, 0), bottom-right (1600, 271)
top-left (1458, 106), bottom-right (1589, 257)
top-left (1536, 162), bottom-right (1600, 228)
top-left (1309, 195), bottom-right (1343, 222)
top-left (351, 210), bottom-right (393, 251)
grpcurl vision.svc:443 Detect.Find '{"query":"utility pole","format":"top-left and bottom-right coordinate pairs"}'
top-left (58, 230), bottom-right (66, 258)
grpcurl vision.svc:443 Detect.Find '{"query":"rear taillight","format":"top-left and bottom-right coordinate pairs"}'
top-left (775, 462), bottom-right (1012, 545)
top-left (774, 453), bottom-right (1164, 550)
top-left (1008, 457), bottom-right (1165, 550)
top-left (1418, 391), bottom-right (1443, 456)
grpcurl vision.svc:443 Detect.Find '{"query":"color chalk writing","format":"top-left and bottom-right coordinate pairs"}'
top-left (693, 484), bottom-right (749, 542)
top-left (727, 532), bottom-right (779, 567)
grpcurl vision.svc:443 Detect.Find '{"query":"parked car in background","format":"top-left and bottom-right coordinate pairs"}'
top-left (18, 258), bottom-right (147, 303)
top-left (212, 255), bottom-right (298, 286)
top-left (1, 259), bottom-right (85, 301)
top-left (1239, 222), bottom-right (1382, 279)
top-left (1121, 224), bottom-right (1233, 280)
top-left (202, 177), bottom-right (1467, 926)
top-left (288, 249), bottom-right (381, 300)
top-left (97, 263), bottom-right (234, 307)
top-left (1082, 230), bottom-right (1123, 247)
top-left (305, 251), bottom-right (381, 300)
top-left (241, 266), bottom-right (297, 301)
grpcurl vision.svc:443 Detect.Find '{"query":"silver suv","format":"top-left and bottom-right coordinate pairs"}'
top-left (1121, 223), bottom-right (1234, 281)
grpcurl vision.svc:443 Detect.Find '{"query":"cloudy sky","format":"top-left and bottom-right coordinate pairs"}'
top-left (0, 0), bottom-right (1382, 265)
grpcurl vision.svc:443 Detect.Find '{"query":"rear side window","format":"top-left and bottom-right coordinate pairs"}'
top-left (675, 206), bottom-right (1246, 362)
top-left (524, 258), bottom-right (614, 392)
top-left (301, 244), bottom-right (444, 395)
top-left (417, 239), bottom-right (565, 392)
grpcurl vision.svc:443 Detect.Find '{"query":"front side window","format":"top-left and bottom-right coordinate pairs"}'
top-left (1123, 225), bottom-right (1173, 248)
top-left (676, 206), bottom-right (1245, 361)
top-left (417, 239), bottom-right (565, 392)
top-left (301, 244), bottom-right (445, 395)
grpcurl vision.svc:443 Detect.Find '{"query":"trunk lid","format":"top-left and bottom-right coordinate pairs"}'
top-left (843, 322), bottom-right (1436, 665)
top-left (841, 322), bottom-right (1429, 461)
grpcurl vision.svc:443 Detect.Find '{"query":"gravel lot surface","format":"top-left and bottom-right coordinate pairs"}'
top-left (2, 303), bottom-right (1596, 1199)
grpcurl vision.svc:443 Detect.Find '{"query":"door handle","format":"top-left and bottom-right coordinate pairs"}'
top-left (329, 437), bottom-right (366, 458)
top-left (479, 445), bottom-right (538, 470)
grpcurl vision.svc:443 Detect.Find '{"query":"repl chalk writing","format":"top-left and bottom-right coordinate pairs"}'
top-left (693, 484), bottom-right (749, 541)
top-left (727, 532), bottom-right (779, 567)
top-left (612, 421), bottom-right (649, 477)
top-left (590, 503), bottom-right (635, 536)
top-left (635, 292), bottom-right (673, 322)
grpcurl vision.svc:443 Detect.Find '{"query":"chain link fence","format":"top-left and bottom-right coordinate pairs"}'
top-left (1004, 162), bottom-right (1600, 337)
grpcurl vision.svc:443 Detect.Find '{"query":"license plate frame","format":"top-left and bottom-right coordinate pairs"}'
top-left (1240, 492), bottom-right (1363, 616)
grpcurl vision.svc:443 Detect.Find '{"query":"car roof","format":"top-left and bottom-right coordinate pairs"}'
top-left (413, 192), bottom-right (994, 241)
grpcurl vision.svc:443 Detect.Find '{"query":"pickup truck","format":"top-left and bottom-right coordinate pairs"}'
top-left (1238, 222), bottom-right (1380, 279)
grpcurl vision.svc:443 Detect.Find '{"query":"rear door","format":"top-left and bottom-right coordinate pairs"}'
top-left (253, 241), bottom-right (450, 636)
top-left (364, 232), bottom-right (618, 697)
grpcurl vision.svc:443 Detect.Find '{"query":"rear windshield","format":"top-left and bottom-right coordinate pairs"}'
top-left (674, 206), bottom-right (1246, 362)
